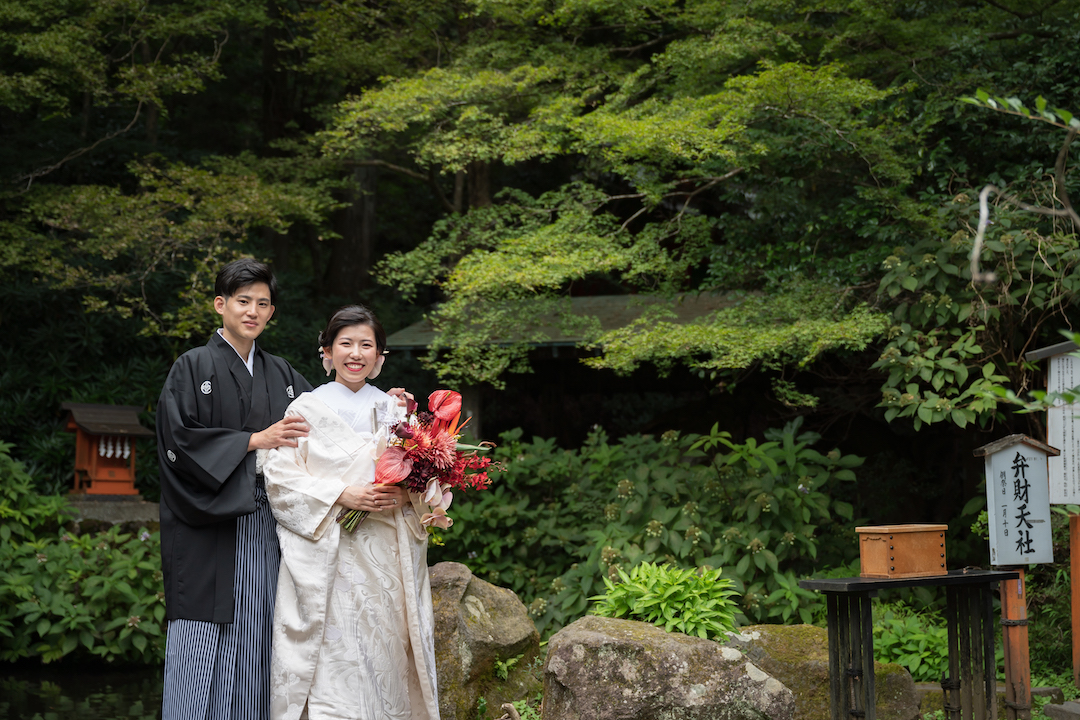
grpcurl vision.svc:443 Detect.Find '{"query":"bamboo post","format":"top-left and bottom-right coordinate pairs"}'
top-left (999, 569), bottom-right (1031, 720)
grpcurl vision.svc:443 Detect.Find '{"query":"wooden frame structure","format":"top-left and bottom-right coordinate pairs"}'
top-left (800, 570), bottom-right (1018, 720)
top-left (62, 402), bottom-right (153, 496)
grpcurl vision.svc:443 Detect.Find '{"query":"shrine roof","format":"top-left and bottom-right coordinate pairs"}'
top-left (61, 403), bottom-right (154, 437)
top-left (973, 433), bottom-right (1059, 457)
top-left (1024, 340), bottom-right (1080, 362)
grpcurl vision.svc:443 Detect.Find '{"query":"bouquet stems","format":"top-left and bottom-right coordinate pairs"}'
top-left (336, 508), bottom-right (369, 532)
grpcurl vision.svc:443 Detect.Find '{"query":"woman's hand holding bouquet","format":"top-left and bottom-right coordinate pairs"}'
top-left (337, 389), bottom-right (496, 533)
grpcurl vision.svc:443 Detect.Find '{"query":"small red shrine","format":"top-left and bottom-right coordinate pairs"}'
top-left (62, 402), bottom-right (154, 496)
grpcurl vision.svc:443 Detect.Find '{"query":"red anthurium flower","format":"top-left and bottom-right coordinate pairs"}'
top-left (375, 446), bottom-right (412, 485)
top-left (428, 389), bottom-right (462, 423)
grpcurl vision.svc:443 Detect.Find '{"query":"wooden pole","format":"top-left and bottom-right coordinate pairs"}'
top-left (1072, 514), bottom-right (1080, 688)
top-left (999, 569), bottom-right (1031, 720)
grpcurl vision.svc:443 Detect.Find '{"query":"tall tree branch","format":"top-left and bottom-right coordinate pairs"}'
top-left (17, 103), bottom-right (145, 190)
top-left (345, 159), bottom-right (455, 213)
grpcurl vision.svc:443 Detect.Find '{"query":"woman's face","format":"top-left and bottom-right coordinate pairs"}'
top-left (326, 323), bottom-right (380, 392)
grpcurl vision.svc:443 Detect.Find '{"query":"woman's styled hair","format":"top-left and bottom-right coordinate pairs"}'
top-left (215, 258), bottom-right (279, 304)
top-left (318, 305), bottom-right (387, 354)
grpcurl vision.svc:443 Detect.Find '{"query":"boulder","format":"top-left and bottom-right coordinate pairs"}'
top-left (429, 562), bottom-right (542, 720)
top-left (1044, 701), bottom-right (1080, 720)
top-left (543, 615), bottom-right (795, 720)
top-left (725, 625), bottom-right (919, 720)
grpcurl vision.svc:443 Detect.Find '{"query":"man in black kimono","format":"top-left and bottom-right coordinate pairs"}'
top-left (156, 258), bottom-right (312, 720)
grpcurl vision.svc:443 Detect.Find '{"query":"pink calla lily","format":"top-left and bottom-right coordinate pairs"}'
top-left (374, 446), bottom-right (412, 485)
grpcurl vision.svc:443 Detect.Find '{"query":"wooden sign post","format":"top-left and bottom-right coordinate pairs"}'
top-left (975, 434), bottom-right (1058, 720)
top-left (1025, 340), bottom-right (1080, 688)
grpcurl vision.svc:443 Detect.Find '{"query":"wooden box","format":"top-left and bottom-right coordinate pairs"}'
top-left (856, 524), bottom-right (947, 579)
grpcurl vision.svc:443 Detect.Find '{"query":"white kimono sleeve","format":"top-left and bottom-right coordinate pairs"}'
top-left (264, 411), bottom-right (347, 541)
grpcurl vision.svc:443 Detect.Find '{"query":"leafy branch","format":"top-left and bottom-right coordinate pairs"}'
top-left (961, 92), bottom-right (1080, 282)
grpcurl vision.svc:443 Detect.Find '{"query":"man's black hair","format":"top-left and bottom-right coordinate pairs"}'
top-left (214, 258), bottom-right (278, 304)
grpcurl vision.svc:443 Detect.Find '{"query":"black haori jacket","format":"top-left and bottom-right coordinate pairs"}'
top-left (156, 333), bottom-right (311, 623)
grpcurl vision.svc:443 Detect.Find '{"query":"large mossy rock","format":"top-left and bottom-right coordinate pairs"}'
top-left (543, 615), bottom-right (795, 720)
top-left (725, 625), bottom-right (919, 720)
top-left (429, 561), bottom-right (542, 720)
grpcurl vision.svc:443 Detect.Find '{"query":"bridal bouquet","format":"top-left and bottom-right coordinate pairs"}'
top-left (337, 389), bottom-right (496, 532)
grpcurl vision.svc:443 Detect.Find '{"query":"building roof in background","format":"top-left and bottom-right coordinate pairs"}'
top-left (386, 293), bottom-right (740, 351)
top-left (61, 402), bottom-right (154, 437)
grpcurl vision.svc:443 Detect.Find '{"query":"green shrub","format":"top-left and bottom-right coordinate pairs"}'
top-left (431, 418), bottom-right (863, 636)
top-left (509, 699), bottom-right (541, 720)
top-left (590, 561), bottom-right (739, 639)
top-left (0, 441), bottom-right (74, 540)
top-left (872, 603), bottom-right (951, 682)
top-left (0, 442), bottom-right (166, 664)
top-left (0, 525), bottom-right (167, 664)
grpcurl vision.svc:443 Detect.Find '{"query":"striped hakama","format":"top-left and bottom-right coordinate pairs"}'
top-left (162, 483), bottom-right (279, 720)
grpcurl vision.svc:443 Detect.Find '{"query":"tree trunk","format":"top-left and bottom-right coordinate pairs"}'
top-left (80, 92), bottom-right (91, 139)
top-left (325, 165), bottom-right (378, 297)
top-left (261, 0), bottom-right (291, 147)
top-left (265, 227), bottom-right (291, 273)
top-left (453, 170), bottom-right (466, 214)
top-left (139, 42), bottom-right (160, 146)
top-left (467, 160), bottom-right (491, 209)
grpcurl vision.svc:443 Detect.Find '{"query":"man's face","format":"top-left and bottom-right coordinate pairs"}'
top-left (214, 282), bottom-right (275, 348)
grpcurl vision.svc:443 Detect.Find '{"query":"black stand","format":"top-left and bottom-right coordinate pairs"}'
top-left (799, 570), bottom-right (1018, 720)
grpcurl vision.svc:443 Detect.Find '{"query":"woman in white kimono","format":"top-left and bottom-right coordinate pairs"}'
top-left (263, 305), bottom-right (440, 720)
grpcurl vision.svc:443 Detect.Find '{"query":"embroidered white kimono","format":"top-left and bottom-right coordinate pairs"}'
top-left (263, 384), bottom-right (440, 720)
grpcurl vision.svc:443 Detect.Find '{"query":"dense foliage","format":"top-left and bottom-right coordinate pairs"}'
top-left (430, 420), bottom-right (862, 636)
top-left (0, 444), bottom-right (165, 664)
top-left (872, 605), bottom-right (952, 683)
top-left (4, 0), bottom-right (1080, 495)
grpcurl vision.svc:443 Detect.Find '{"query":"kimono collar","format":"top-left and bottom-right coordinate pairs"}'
top-left (216, 328), bottom-right (255, 376)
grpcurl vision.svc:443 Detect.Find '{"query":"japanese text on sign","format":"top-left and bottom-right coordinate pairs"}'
top-left (985, 446), bottom-right (1053, 565)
